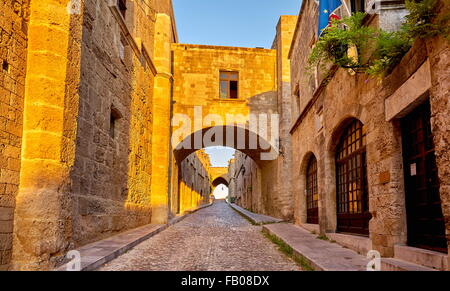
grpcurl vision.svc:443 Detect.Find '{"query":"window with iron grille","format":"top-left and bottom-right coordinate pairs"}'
top-left (335, 119), bottom-right (371, 235)
top-left (219, 71), bottom-right (239, 99)
top-left (306, 156), bottom-right (319, 224)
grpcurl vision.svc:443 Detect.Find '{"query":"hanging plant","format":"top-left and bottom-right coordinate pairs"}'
top-left (307, 12), bottom-right (376, 71)
top-left (307, 0), bottom-right (450, 78)
top-left (367, 30), bottom-right (413, 76)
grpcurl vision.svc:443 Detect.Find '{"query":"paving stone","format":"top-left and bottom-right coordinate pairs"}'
top-left (99, 201), bottom-right (301, 271)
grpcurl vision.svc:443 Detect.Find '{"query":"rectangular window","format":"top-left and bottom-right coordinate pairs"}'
top-left (2, 60), bottom-right (9, 72)
top-left (219, 71), bottom-right (239, 99)
top-left (293, 84), bottom-right (301, 115)
top-left (110, 107), bottom-right (122, 139)
top-left (117, 0), bottom-right (127, 18)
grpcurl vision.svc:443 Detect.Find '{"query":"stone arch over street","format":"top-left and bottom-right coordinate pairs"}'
top-left (170, 125), bottom-right (280, 218)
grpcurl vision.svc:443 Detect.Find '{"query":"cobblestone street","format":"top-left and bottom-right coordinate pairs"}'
top-left (99, 201), bottom-right (301, 271)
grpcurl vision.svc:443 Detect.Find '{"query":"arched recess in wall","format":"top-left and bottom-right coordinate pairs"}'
top-left (305, 155), bottom-right (319, 225)
top-left (328, 117), bottom-right (371, 236)
top-left (298, 151), bottom-right (317, 225)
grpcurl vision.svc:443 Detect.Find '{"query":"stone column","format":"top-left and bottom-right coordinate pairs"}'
top-left (12, 0), bottom-right (82, 270)
top-left (150, 13), bottom-right (173, 224)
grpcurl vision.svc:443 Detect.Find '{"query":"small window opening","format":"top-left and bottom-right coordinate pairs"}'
top-left (350, 0), bottom-right (366, 13)
top-left (2, 60), bottom-right (9, 72)
top-left (110, 107), bottom-right (122, 139)
top-left (117, 0), bottom-right (127, 18)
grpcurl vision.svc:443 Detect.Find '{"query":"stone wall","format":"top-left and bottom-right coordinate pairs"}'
top-left (229, 151), bottom-right (261, 212)
top-left (0, 0), bottom-right (28, 270)
top-left (177, 150), bottom-right (212, 214)
top-left (12, 0), bottom-right (83, 270)
top-left (71, 0), bottom-right (154, 247)
top-left (10, 0), bottom-right (177, 270)
top-left (426, 1), bottom-right (450, 269)
top-left (171, 44), bottom-right (278, 123)
top-left (289, 0), bottom-right (450, 264)
top-left (272, 15), bottom-right (297, 219)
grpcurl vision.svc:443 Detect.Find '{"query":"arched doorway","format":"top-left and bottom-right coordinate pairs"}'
top-left (335, 119), bottom-right (371, 235)
top-left (306, 156), bottom-right (319, 224)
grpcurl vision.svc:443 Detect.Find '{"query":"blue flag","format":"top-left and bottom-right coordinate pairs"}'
top-left (318, 0), bottom-right (343, 36)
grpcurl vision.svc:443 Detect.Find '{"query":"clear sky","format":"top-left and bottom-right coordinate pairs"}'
top-left (172, 0), bottom-right (301, 48)
top-left (204, 146), bottom-right (235, 167)
top-left (213, 184), bottom-right (229, 199)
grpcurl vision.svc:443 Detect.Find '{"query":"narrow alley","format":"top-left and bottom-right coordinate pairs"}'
top-left (99, 201), bottom-right (300, 271)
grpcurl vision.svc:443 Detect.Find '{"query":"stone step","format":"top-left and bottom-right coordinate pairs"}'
top-left (394, 245), bottom-right (448, 271)
top-left (263, 223), bottom-right (369, 271)
top-left (381, 258), bottom-right (437, 271)
top-left (228, 203), bottom-right (284, 225)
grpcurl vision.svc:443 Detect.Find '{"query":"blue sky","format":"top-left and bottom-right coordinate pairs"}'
top-left (204, 147), bottom-right (236, 167)
top-left (172, 0), bottom-right (301, 48)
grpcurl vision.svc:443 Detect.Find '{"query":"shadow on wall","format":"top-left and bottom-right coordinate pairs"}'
top-left (175, 151), bottom-right (213, 215)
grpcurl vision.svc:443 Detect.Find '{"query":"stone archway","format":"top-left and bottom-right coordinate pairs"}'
top-left (212, 176), bottom-right (229, 188)
top-left (169, 125), bottom-right (280, 218)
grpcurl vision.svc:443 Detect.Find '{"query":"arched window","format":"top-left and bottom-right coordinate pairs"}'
top-left (306, 156), bottom-right (319, 224)
top-left (336, 119), bottom-right (371, 235)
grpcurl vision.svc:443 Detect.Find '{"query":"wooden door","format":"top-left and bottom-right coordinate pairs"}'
top-left (402, 101), bottom-right (447, 253)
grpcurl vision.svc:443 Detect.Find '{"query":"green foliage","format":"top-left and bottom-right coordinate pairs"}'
top-left (263, 232), bottom-right (315, 271)
top-left (308, 13), bottom-right (374, 70)
top-left (317, 234), bottom-right (330, 241)
top-left (403, 0), bottom-right (449, 39)
top-left (367, 30), bottom-right (413, 76)
top-left (308, 0), bottom-right (449, 77)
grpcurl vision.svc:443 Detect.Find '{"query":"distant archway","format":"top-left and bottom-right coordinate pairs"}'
top-left (213, 184), bottom-right (229, 200)
top-left (212, 176), bottom-right (229, 187)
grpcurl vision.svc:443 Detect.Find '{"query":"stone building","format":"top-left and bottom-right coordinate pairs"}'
top-left (176, 150), bottom-right (212, 215)
top-left (0, 0), bottom-right (179, 270)
top-left (289, 0), bottom-right (449, 270)
top-left (227, 15), bottom-right (297, 216)
top-left (0, 0), bottom-right (298, 270)
top-left (168, 42), bottom-right (291, 220)
top-left (229, 151), bottom-right (260, 212)
top-left (0, 0), bottom-right (448, 272)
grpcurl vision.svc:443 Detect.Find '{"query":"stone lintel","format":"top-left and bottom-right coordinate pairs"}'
top-left (385, 60), bottom-right (431, 121)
